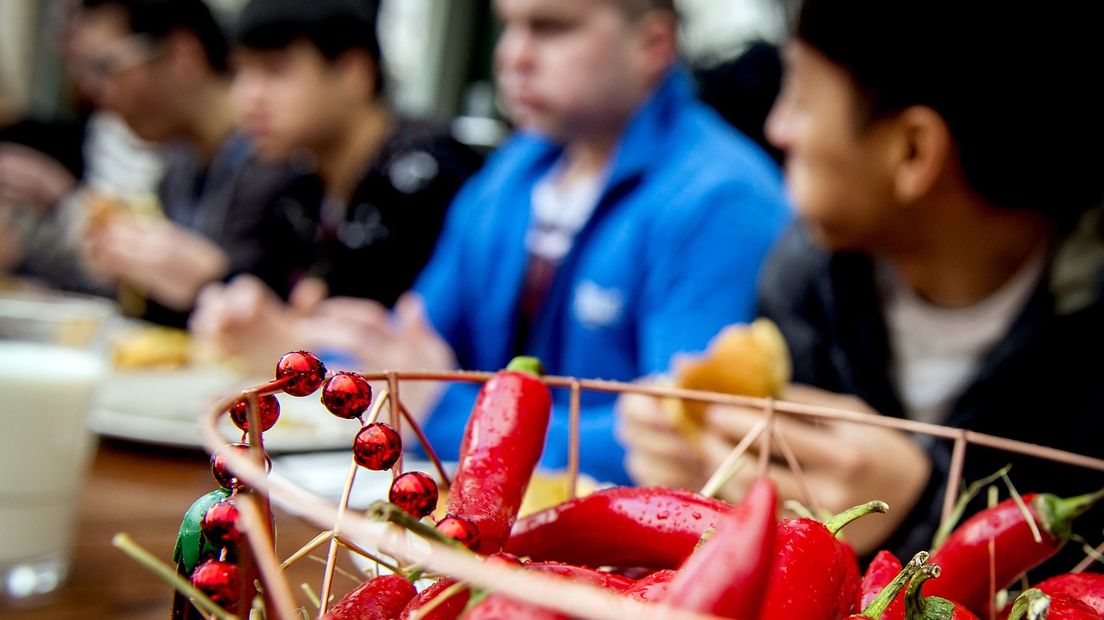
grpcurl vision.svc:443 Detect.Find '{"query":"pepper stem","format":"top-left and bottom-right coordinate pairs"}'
top-left (859, 552), bottom-right (928, 619)
top-left (1008, 589), bottom-right (1050, 620)
top-left (824, 500), bottom-right (890, 536)
top-left (904, 563), bottom-right (940, 618)
top-left (1039, 488), bottom-right (1104, 542)
top-left (506, 356), bottom-right (545, 377)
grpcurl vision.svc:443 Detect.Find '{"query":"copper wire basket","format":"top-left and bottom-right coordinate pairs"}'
top-left (200, 368), bottom-right (1104, 620)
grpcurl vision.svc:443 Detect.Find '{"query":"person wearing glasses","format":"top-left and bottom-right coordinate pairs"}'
top-left (74, 0), bottom-right (297, 326)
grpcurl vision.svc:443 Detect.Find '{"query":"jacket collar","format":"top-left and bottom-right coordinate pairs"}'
top-left (515, 65), bottom-right (694, 194)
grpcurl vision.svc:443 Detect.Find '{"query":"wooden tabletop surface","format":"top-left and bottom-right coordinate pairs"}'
top-left (1, 440), bottom-right (362, 620)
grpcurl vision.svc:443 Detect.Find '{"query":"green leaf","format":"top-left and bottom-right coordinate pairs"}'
top-left (174, 488), bottom-right (231, 574)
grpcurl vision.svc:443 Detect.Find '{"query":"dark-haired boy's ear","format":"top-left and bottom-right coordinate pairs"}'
top-left (164, 30), bottom-right (209, 81)
top-left (334, 49), bottom-right (380, 102)
top-left (891, 105), bottom-right (951, 204)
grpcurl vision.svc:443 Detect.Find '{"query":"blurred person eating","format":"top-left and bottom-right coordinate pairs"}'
top-left (75, 0), bottom-right (295, 326)
top-left (194, 0), bottom-right (791, 484)
top-left (617, 0), bottom-right (1104, 571)
top-left (188, 0), bottom-right (483, 369)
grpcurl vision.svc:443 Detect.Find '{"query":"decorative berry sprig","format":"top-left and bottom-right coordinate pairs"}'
top-left (322, 371), bottom-right (374, 420)
top-left (389, 471), bottom-right (440, 520)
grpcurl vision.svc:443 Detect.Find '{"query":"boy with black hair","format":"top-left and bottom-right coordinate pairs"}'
top-left (620, 0), bottom-right (1104, 571)
top-left (190, 0), bottom-right (482, 367)
top-left (76, 0), bottom-right (291, 326)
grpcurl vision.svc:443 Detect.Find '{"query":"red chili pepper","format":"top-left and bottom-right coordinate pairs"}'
top-left (1007, 588), bottom-right (1101, 620)
top-left (1037, 573), bottom-right (1104, 616)
top-left (505, 486), bottom-right (732, 569)
top-left (399, 578), bottom-right (470, 620)
top-left (322, 574), bottom-right (417, 620)
top-left (905, 564), bottom-right (980, 620)
top-left (447, 356), bottom-right (552, 555)
top-left (838, 541), bottom-right (863, 617)
top-left (662, 477), bottom-right (777, 619)
top-left (926, 490), bottom-right (1104, 616)
top-left (847, 552), bottom-right (927, 620)
top-left (858, 551), bottom-right (908, 620)
top-left (622, 570), bottom-right (676, 603)
top-left (758, 500), bottom-right (889, 620)
top-left (460, 594), bottom-right (568, 620)
top-left (526, 561), bottom-right (635, 592)
top-left (460, 562), bottom-right (629, 620)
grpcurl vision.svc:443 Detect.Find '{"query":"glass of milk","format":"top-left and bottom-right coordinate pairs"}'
top-left (0, 294), bottom-right (111, 602)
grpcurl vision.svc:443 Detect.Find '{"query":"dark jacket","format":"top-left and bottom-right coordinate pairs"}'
top-left (255, 118), bottom-right (482, 307)
top-left (758, 211), bottom-right (1104, 574)
top-left (137, 132), bottom-right (293, 327)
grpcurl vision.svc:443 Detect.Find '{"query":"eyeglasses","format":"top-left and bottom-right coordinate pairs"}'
top-left (76, 34), bottom-right (163, 83)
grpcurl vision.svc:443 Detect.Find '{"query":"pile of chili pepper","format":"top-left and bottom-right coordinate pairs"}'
top-left (269, 355), bottom-right (1104, 620)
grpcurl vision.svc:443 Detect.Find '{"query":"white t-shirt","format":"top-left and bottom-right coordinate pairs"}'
top-left (878, 254), bottom-right (1045, 424)
top-left (526, 161), bottom-right (605, 263)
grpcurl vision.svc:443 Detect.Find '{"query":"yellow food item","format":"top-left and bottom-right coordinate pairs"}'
top-left (431, 470), bottom-right (600, 521)
top-left (517, 470), bottom-right (600, 517)
top-left (663, 318), bottom-right (791, 437)
top-left (112, 326), bottom-right (193, 369)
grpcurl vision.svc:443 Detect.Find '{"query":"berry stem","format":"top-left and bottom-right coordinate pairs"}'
top-left (112, 533), bottom-right (237, 620)
top-left (364, 500), bottom-right (469, 553)
top-left (397, 400), bottom-right (452, 491)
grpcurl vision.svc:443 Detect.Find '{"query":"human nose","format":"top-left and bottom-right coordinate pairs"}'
top-left (495, 25), bottom-right (534, 75)
top-left (230, 71), bottom-right (263, 116)
top-left (764, 92), bottom-right (795, 153)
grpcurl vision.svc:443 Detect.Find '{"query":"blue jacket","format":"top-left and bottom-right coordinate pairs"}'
top-left (414, 68), bottom-right (790, 483)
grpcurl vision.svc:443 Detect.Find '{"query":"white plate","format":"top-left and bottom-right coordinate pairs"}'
top-left (90, 367), bottom-right (362, 452)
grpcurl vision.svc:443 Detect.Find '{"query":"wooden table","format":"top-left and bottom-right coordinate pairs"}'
top-left (1, 440), bottom-right (360, 620)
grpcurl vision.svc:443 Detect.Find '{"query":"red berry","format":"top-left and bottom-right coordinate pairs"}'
top-left (486, 552), bottom-right (524, 568)
top-left (437, 515), bottom-right (480, 551)
top-left (210, 443), bottom-right (270, 490)
top-left (321, 371), bottom-right (373, 419)
top-left (276, 351), bottom-right (326, 397)
top-left (228, 394), bottom-right (280, 432)
top-left (389, 471), bottom-right (439, 519)
top-left (191, 559), bottom-right (241, 608)
top-left (352, 423), bottom-right (402, 470)
top-left (202, 500), bottom-right (243, 546)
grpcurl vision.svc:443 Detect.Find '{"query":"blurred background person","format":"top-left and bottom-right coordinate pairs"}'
top-left (189, 0), bottom-right (483, 369)
top-left (195, 0), bottom-right (791, 484)
top-left (0, 0), bottom-right (164, 294)
top-left (618, 0), bottom-right (1104, 570)
top-left (74, 0), bottom-right (295, 327)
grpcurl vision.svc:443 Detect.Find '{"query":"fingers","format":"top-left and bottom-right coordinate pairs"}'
top-left (703, 404), bottom-right (853, 470)
top-left (289, 277), bottom-right (328, 313)
top-left (393, 292), bottom-right (431, 336)
top-left (617, 391), bottom-right (679, 435)
top-left (625, 450), bottom-right (704, 491)
top-left (313, 296), bottom-right (391, 332)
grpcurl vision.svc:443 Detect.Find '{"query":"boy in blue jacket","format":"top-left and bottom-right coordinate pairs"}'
top-left (262, 0), bottom-right (789, 483)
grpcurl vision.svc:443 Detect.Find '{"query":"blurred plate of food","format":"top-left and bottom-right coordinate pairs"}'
top-left (90, 323), bottom-right (359, 452)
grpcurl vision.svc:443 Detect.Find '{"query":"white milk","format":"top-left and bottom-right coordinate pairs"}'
top-left (0, 342), bottom-right (103, 566)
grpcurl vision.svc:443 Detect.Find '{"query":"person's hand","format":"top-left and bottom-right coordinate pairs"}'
top-left (83, 215), bottom-right (229, 310)
top-left (305, 293), bottom-right (457, 423)
top-left (0, 143), bottom-right (78, 209)
top-left (189, 274), bottom-right (304, 373)
top-left (699, 384), bottom-right (931, 555)
top-left (616, 376), bottom-right (710, 491)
